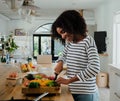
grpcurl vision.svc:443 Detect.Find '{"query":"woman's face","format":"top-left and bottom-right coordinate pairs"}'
top-left (56, 27), bottom-right (73, 42)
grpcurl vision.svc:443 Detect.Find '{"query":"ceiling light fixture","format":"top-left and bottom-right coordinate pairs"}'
top-left (5, 0), bottom-right (24, 10)
top-left (18, 0), bottom-right (39, 22)
top-left (18, 7), bottom-right (31, 18)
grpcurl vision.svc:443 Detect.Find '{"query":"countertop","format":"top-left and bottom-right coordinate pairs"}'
top-left (0, 63), bottom-right (73, 101)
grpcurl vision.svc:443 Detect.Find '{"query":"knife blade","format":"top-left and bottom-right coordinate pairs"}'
top-left (33, 92), bottom-right (49, 101)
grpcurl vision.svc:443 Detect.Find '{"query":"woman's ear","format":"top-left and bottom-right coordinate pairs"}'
top-left (57, 27), bottom-right (65, 34)
top-left (56, 27), bottom-right (62, 34)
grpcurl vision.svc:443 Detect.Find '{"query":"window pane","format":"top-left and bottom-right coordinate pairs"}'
top-left (54, 40), bottom-right (64, 57)
top-left (35, 23), bottom-right (52, 34)
top-left (41, 36), bottom-right (51, 55)
top-left (116, 24), bottom-right (120, 64)
top-left (113, 13), bottom-right (120, 65)
top-left (33, 36), bottom-right (39, 57)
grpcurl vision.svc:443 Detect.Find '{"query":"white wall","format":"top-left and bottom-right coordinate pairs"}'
top-left (94, 0), bottom-right (120, 72)
top-left (0, 14), bottom-right (9, 36)
top-left (87, 25), bottom-right (97, 37)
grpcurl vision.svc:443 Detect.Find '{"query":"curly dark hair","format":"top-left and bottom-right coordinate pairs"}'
top-left (51, 10), bottom-right (87, 45)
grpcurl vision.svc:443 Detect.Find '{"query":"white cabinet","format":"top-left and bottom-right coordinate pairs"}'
top-left (109, 64), bottom-right (120, 101)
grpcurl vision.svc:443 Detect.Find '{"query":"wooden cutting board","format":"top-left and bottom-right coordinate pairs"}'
top-left (22, 85), bottom-right (61, 94)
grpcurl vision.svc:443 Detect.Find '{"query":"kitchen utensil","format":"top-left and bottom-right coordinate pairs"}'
top-left (33, 92), bottom-right (49, 101)
top-left (9, 92), bottom-right (49, 101)
top-left (54, 73), bottom-right (58, 81)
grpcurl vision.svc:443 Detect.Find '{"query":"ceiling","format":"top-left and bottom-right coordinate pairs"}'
top-left (0, 0), bottom-right (106, 20)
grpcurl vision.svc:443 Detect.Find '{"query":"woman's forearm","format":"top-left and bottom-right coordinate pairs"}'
top-left (54, 60), bottom-right (63, 74)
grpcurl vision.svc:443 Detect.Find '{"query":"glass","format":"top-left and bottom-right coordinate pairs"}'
top-left (115, 24), bottom-right (120, 64)
top-left (54, 40), bottom-right (64, 57)
top-left (113, 13), bottom-right (120, 65)
top-left (41, 36), bottom-right (51, 55)
top-left (33, 36), bottom-right (39, 57)
top-left (35, 23), bottom-right (52, 34)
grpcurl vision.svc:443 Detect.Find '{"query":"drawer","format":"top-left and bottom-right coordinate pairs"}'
top-left (109, 65), bottom-right (120, 101)
top-left (113, 92), bottom-right (120, 101)
top-left (110, 69), bottom-right (120, 89)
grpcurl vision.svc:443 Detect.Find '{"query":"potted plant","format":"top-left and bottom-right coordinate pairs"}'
top-left (2, 34), bottom-right (19, 58)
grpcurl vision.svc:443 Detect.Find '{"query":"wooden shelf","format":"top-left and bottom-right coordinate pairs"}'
top-left (99, 53), bottom-right (108, 56)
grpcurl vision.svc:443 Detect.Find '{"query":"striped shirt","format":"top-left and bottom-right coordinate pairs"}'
top-left (57, 35), bottom-right (100, 94)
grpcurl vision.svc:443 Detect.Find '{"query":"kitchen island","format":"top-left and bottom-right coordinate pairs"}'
top-left (0, 63), bottom-right (74, 101)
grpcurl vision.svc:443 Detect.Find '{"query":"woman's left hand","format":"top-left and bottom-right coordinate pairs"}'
top-left (55, 77), bottom-right (70, 85)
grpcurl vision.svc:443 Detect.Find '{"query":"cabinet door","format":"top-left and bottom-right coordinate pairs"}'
top-left (110, 67), bottom-right (120, 101)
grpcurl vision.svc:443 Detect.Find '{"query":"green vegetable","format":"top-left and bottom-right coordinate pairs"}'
top-left (28, 82), bottom-right (40, 88)
top-left (35, 75), bottom-right (42, 79)
top-left (26, 74), bottom-right (35, 80)
top-left (46, 81), bottom-right (59, 87)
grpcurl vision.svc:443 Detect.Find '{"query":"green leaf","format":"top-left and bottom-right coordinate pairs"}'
top-left (3, 34), bottom-right (19, 53)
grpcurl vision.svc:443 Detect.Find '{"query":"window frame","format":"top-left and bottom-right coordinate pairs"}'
top-left (33, 34), bottom-right (59, 60)
top-left (113, 11), bottom-right (120, 65)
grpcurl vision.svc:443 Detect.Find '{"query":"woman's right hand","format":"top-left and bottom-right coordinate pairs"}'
top-left (54, 61), bottom-right (63, 74)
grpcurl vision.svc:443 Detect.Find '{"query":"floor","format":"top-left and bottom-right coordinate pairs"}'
top-left (99, 87), bottom-right (110, 101)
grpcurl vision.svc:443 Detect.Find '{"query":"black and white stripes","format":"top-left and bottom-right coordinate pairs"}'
top-left (57, 35), bottom-right (100, 94)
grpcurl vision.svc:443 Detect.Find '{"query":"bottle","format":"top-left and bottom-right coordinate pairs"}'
top-left (1, 55), bottom-right (6, 63)
top-left (6, 53), bottom-right (9, 64)
top-left (27, 56), bottom-right (32, 63)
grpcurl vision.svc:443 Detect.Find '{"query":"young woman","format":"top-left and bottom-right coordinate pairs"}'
top-left (51, 10), bottom-right (100, 101)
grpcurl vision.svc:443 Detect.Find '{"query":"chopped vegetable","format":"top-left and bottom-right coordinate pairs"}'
top-left (35, 75), bottom-right (42, 79)
top-left (26, 74), bottom-right (35, 80)
top-left (28, 82), bottom-right (40, 88)
top-left (46, 81), bottom-right (59, 87)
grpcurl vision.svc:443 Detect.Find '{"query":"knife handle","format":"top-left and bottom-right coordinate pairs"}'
top-left (54, 72), bottom-right (58, 81)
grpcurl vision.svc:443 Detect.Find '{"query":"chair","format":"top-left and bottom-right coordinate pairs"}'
top-left (37, 55), bottom-right (52, 64)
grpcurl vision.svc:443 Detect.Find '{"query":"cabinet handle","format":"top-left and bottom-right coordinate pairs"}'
top-left (115, 73), bottom-right (120, 77)
top-left (114, 92), bottom-right (120, 99)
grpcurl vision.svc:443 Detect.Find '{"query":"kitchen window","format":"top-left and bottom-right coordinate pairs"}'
top-left (33, 23), bottom-right (64, 60)
top-left (113, 11), bottom-right (120, 65)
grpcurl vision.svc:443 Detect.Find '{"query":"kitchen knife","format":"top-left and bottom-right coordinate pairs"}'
top-left (54, 72), bottom-right (58, 81)
top-left (33, 92), bottom-right (49, 101)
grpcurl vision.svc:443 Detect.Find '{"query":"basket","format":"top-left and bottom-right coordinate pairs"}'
top-left (96, 72), bottom-right (108, 88)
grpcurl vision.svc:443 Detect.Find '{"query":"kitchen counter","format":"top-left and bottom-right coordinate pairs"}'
top-left (0, 63), bottom-right (73, 101)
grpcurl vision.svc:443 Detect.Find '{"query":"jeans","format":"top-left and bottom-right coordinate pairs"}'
top-left (72, 89), bottom-right (99, 101)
